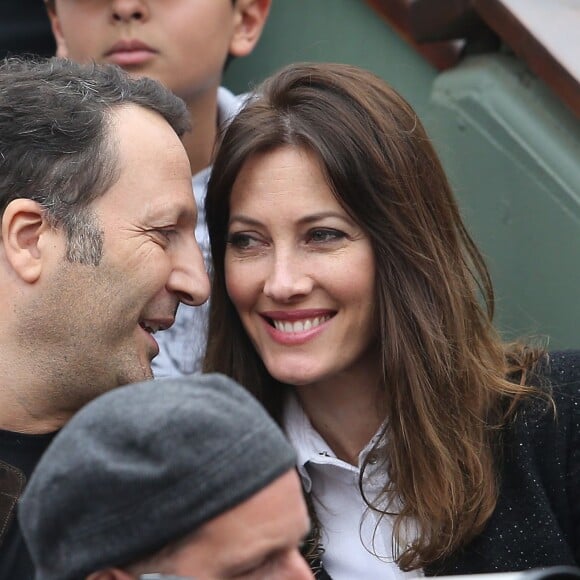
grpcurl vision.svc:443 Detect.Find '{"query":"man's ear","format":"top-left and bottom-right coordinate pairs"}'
top-left (86, 569), bottom-right (134, 580)
top-left (1, 199), bottom-right (55, 284)
top-left (229, 0), bottom-right (271, 58)
top-left (44, 0), bottom-right (69, 58)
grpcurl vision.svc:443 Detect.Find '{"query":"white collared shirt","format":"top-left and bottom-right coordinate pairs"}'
top-left (283, 393), bottom-right (423, 580)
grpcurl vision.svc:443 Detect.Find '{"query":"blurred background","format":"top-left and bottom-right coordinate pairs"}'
top-left (0, 0), bottom-right (55, 58)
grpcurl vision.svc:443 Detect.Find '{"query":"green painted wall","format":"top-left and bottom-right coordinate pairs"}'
top-left (431, 56), bottom-right (580, 346)
top-left (225, 0), bottom-right (437, 115)
top-left (224, 0), bottom-right (580, 348)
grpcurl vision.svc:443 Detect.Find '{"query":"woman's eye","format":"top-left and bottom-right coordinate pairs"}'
top-left (308, 228), bottom-right (345, 243)
top-left (226, 232), bottom-right (261, 249)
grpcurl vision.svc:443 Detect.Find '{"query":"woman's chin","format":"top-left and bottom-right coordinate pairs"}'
top-left (260, 352), bottom-right (330, 387)
top-left (267, 367), bottom-right (323, 388)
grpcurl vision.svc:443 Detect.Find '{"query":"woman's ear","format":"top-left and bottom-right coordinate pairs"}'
top-left (229, 0), bottom-right (272, 58)
top-left (1, 199), bottom-right (54, 284)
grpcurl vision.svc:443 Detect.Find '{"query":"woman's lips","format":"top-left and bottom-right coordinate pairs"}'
top-left (260, 310), bottom-right (335, 345)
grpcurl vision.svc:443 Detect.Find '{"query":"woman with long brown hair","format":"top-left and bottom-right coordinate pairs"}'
top-left (203, 62), bottom-right (580, 577)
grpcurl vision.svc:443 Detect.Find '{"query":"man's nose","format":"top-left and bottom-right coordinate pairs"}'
top-left (167, 236), bottom-right (210, 307)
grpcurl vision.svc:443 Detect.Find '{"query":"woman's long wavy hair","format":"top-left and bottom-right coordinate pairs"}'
top-left (203, 62), bottom-right (546, 570)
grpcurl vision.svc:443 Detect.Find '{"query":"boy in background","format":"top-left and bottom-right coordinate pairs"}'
top-left (45, 0), bottom-right (271, 376)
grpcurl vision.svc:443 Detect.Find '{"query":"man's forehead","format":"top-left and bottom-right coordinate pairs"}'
top-left (108, 104), bottom-right (188, 169)
top-left (95, 105), bottom-right (195, 222)
top-left (145, 197), bottom-right (198, 225)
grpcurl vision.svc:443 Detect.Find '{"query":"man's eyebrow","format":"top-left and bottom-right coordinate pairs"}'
top-left (221, 549), bottom-right (275, 576)
top-left (223, 528), bottom-right (312, 577)
top-left (140, 575), bottom-right (195, 580)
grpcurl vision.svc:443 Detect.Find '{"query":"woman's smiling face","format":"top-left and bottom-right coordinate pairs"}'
top-left (225, 146), bottom-right (379, 389)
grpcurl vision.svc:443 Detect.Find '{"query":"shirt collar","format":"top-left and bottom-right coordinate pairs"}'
top-left (283, 391), bottom-right (388, 492)
top-left (217, 86), bottom-right (247, 127)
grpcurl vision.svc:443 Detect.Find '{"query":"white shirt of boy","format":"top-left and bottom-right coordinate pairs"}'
top-left (152, 86), bottom-right (244, 377)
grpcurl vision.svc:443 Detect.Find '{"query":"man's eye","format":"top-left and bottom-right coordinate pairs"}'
top-left (308, 228), bottom-right (345, 243)
top-left (154, 229), bottom-right (177, 240)
top-left (233, 556), bottom-right (276, 579)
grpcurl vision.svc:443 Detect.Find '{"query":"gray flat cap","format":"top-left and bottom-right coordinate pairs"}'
top-left (19, 373), bottom-right (296, 580)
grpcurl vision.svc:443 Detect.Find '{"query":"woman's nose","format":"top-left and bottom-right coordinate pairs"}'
top-left (263, 253), bottom-right (313, 302)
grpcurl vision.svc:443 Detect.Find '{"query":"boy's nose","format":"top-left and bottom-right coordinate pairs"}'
top-left (111, 0), bottom-right (149, 23)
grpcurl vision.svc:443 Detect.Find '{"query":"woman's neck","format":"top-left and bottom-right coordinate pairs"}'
top-left (294, 372), bottom-right (384, 466)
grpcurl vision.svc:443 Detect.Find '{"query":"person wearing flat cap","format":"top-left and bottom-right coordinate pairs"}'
top-left (18, 374), bottom-right (314, 580)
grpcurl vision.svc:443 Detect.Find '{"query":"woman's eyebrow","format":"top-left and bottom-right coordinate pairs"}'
top-left (228, 211), bottom-right (352, 227)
